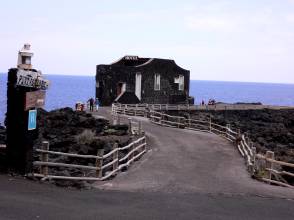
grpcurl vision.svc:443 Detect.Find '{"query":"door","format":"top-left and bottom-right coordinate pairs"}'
top-left (117, 82), bottom-right (126, 96)
top-left (135, 73), bottom-right (142, 100)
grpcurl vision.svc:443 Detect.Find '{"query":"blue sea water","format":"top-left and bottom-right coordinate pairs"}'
top-left (1, 73), bottom-right (294, 124)
top-left (0, 73), bottom-right (95, 125)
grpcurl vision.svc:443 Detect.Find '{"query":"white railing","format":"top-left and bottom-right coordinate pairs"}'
top-left (112, 103), bottom-right (294, 188)
top-left (34, 136), bottom-right (147, 181)
top-left (112, 103), bottom-right (291, 113)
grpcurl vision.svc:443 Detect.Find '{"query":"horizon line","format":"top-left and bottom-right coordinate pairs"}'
top-left (0, 72), bottom-right (293, 85)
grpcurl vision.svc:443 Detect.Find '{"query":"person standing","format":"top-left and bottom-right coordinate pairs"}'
top-left (88, 98), bottom-right (94, 112)
top-left (95, 98), bottom-right (100, 111)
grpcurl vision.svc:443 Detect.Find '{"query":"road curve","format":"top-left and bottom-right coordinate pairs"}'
top-left (0, 107), bottom-right (293, 220)
top-left (94, 108), bottom-right (294, 198)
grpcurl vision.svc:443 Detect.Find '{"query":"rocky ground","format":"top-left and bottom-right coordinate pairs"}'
top-left (0, 108), bottom-right (133, 188)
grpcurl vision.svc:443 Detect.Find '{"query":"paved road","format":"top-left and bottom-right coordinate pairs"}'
top-left (0, 174), bottom-right (293, 220)
top-left (94, 108), bottom-right (294, 198)
top-left (0, 107), bottom-right (294, 219)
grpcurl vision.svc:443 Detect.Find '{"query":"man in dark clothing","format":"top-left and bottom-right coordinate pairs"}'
top-left (89, 98), bottom-right (94, 112)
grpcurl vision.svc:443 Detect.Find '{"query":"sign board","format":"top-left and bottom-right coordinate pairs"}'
top-left (28, 109), bottom-right (37, 130)
top-left (16, 69), bottom-right (49, 90)
top-left (124, 56), bottom-right (138, 61)
top-left (25, 90), bottom-right (46, 110)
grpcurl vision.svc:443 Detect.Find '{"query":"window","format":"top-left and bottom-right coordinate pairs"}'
top-left (154, 74), bottom-right (160, 90)
top-left (179, 75), bottom-right (184, 91)
top-left (135, 73), bottom-right (142, 100)
top-left (22, 56), bottom-right (31, 65)
top-left (175, 75), bottom-right (184, 91)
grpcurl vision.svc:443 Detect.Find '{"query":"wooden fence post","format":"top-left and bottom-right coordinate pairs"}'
top-left (41, 141), bottom-right (49, 176)
top-left (118, 115), bottom-right (121, 125)
top-left (112, 143), bottom-right (119, 173)
top-left (251, 144), bottom-right (256, 164)
top-left (142, 137), bottom-right (146, 153)
top-left (96, 149), bottom-right (104, 178)
top-left (137, 137), bottom-right (144, 157)
top-left (226, 124), bottom-right (230, 139)
top-left (113, 114), bottom-right (117, 125)
top-left (138, 121), bottom-right (142, 135)
top-left (177, 117), bottom-right (180, 128)
top-left (128, 138), bottom-right (134, 165)
top-left (209, 115), bottom-right (212, 132)
top-left (188, 115), bottom-right (191, 128)
top-left (236, 129), bottom-right (241, 147)
top-left (128, 118), bottom-right (132, 134)
top-left (265, 151), bottom-right (275, 182)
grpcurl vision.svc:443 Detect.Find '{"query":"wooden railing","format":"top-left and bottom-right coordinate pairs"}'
top-left (112, 103), bottom-right (294, 188)
top-left (111, 103), bottom-right (290, 113)
top-left (33, 136), bottom-right (147, 181)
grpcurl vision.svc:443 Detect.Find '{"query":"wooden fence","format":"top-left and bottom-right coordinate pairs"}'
top-left (111, 103), bottom-right (291, 113)
top-left (33, 136), bottom-right (147, 181)
top-left (112, 103), bottom-right (294, 188)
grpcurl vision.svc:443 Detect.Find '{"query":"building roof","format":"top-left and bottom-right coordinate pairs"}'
top-left (107, 55), bottom-right (189, 72)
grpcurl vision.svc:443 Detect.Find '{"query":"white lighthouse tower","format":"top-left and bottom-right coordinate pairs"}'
top-left (17, 43), bottom-right (34, 70)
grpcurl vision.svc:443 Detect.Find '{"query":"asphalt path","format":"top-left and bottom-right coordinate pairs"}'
top-left (94, 108), bottom-right (294, 198)
top-left (0, 107), bottom-right (293, 219)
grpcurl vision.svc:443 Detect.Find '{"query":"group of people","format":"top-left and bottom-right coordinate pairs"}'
top-left (88, 98), bottom-right (100, 112)
top-left (75, 98), bottom-right (100, 112)
top-left (200, 99), bottom-right (216, 106)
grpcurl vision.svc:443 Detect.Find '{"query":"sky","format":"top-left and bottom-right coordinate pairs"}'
top-left (1, 0), bottom-right (294, 83)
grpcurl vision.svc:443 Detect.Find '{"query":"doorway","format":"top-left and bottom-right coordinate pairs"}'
top-left (117, 82), bottom-right (126, 96)
top-left (135, 73), bottom-right (142, 100)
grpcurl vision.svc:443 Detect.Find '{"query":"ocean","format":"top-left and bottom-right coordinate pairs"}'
top-left (1, 73), bottom-right (294, 124)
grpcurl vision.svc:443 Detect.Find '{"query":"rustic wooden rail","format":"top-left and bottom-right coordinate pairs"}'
top-left (34, 136), bottom-right (147, 181)
top-left (112, 103), bottom-right (294, 188)
top-left (111, 103), bottom-right (292, 113)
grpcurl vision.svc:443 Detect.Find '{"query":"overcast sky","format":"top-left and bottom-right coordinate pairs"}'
top-left (1, 0), bottom-right (294, 83)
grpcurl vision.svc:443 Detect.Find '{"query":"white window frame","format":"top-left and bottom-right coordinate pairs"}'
top-left (179, 75), bottom-right (184, 91)
top-left (135, 72), bottom-right (142, 100)
top-left (154, 74), bottom-right (160, 91)
top-left (175, 75), bottom-right (184, 91)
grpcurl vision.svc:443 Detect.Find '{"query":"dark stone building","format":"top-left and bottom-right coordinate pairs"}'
top-left (96, 56), bottom-right (194, 106)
